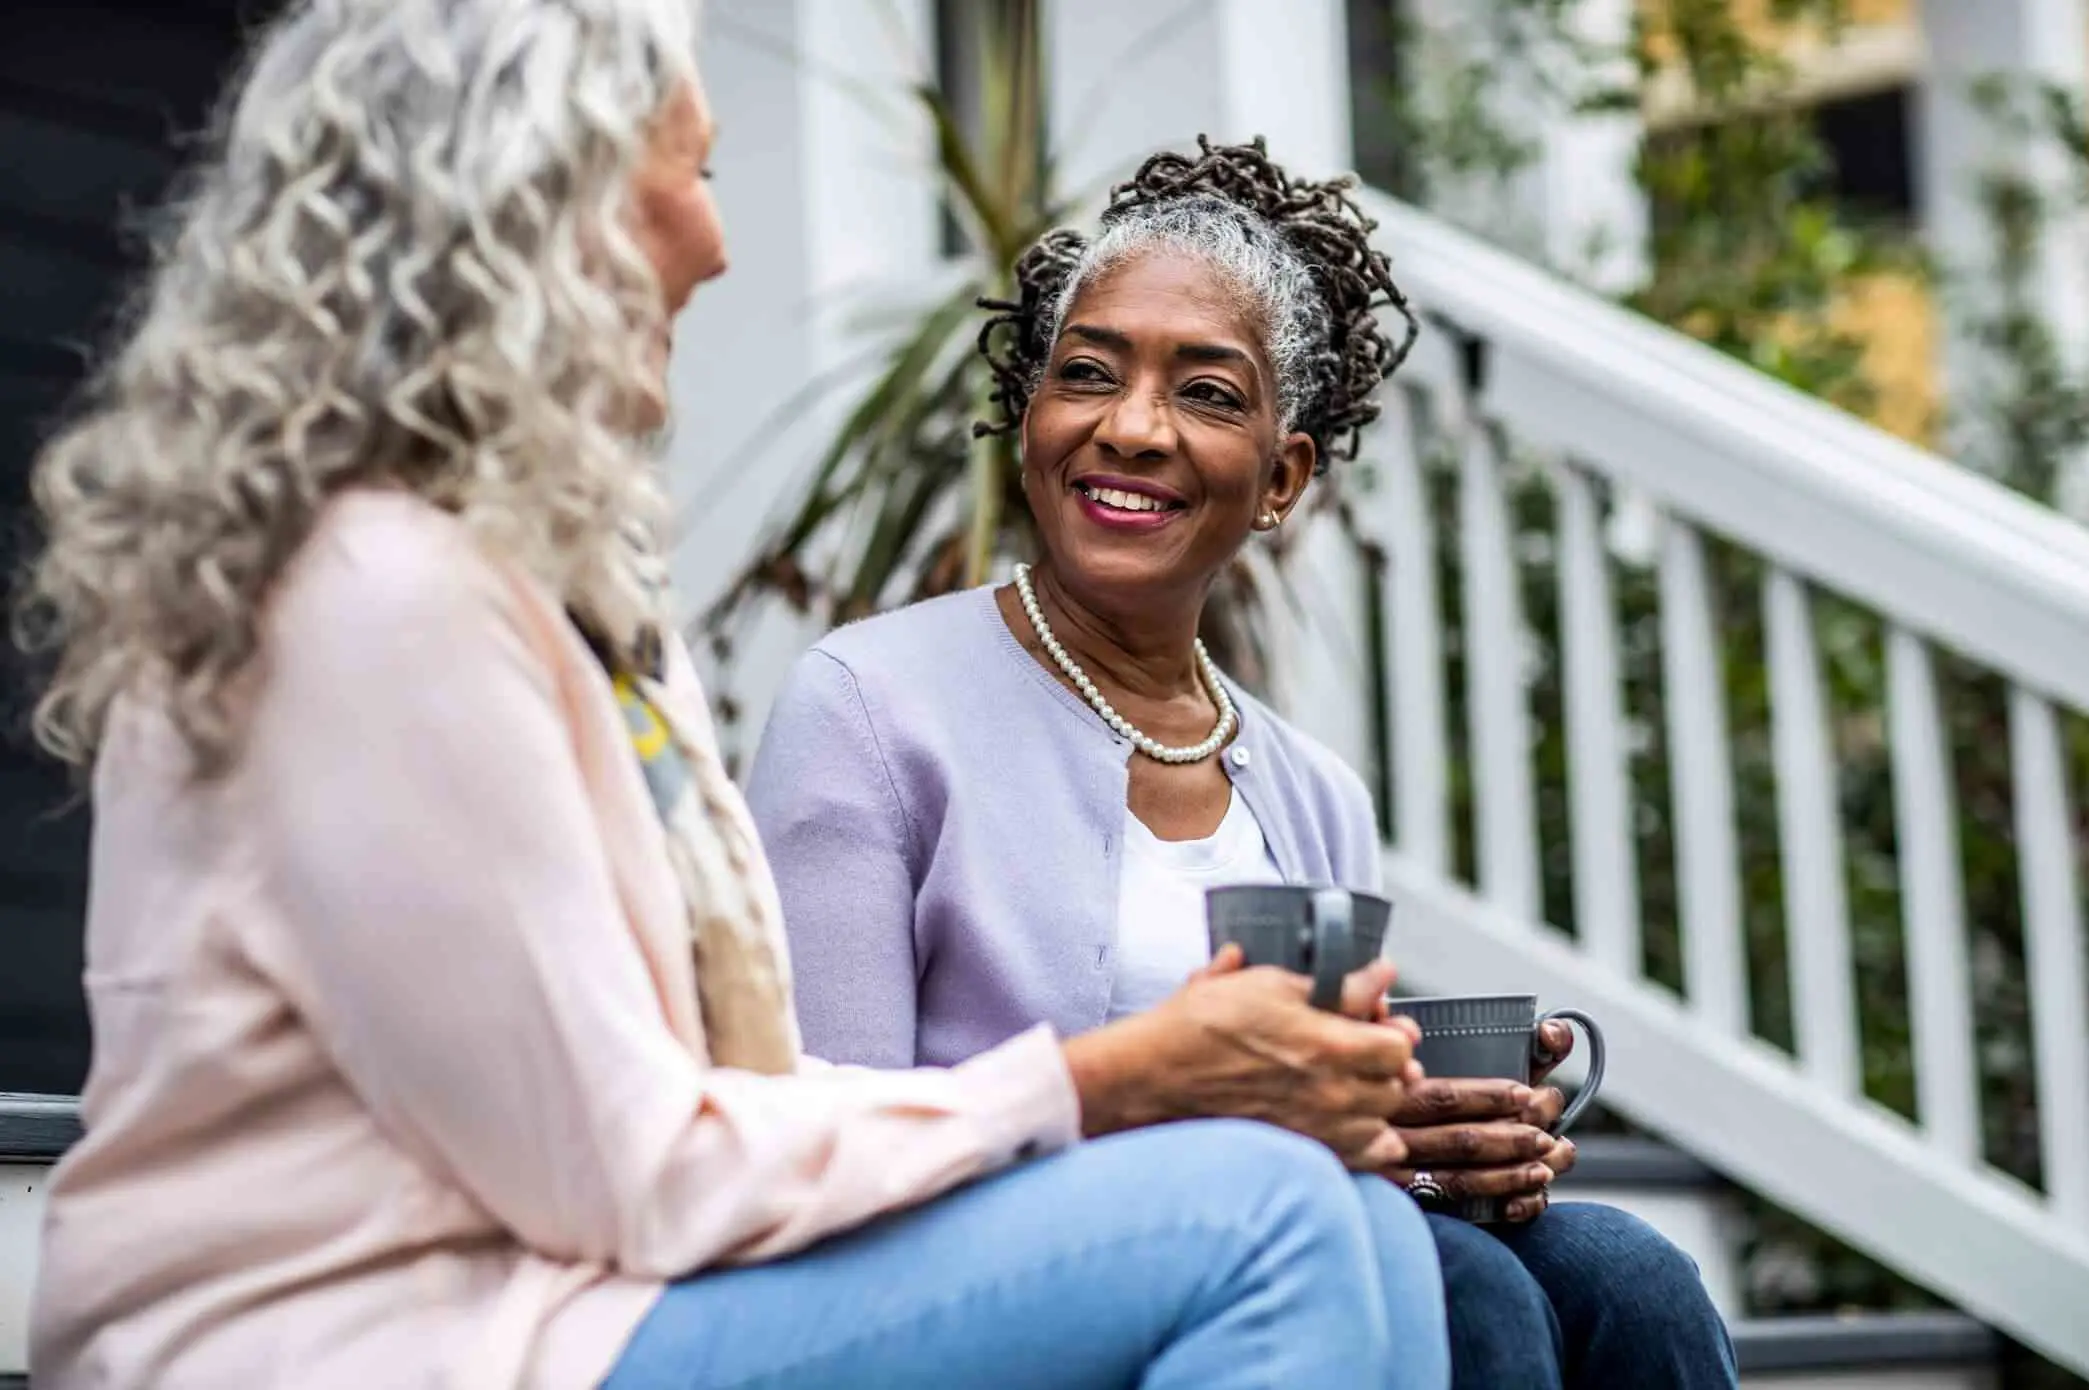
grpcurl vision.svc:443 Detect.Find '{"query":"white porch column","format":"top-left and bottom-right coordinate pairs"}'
top-left (1403, 0), bottom-right (1646, 291)
top-left (669, 0), bottom-right (938, 760)
top-left (1046, 0), bottom-right (1353, 197)
top-left (1530, 0), bottom-right (1646, 294)
top-left (1046, 1), bottom-right (1380, 780)
top-left (1915, 0), bottom-right (2089, 504)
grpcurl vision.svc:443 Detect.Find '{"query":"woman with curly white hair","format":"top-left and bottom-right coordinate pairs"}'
top-left (16, 1), bottom-right (1454, 1386)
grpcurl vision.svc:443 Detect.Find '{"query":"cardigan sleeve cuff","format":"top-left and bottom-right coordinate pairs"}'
top-left (952, 1024), bottom-right (1083, 1163)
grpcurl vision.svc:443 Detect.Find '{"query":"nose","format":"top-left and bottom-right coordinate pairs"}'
top-left (1094, 388), bottom-right (1176, 460)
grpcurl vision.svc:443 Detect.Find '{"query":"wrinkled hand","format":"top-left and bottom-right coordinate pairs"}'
top-left (1378, 1075), bottom-right (1577, 1223)
top-left (1066, 946), bottom-right (1421, 1172)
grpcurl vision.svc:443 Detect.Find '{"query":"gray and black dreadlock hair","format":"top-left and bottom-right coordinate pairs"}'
top-left (976, 136), bottom-right (1419, 471)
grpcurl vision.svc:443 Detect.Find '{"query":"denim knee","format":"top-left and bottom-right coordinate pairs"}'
top-left (1141, 1118), bottom-right (1350, 1189)
top-left (1427, 1212), bottom-right (1559, 1336)
top-left (1350, 1174), bottom-right (1436, 1263)
top-left (1500, 1203), bottom-right (1737, 1387)
top-left (1507, 1202), bottom-right (1720, 1331)
top-left (1132, 1122), bottom-right (1373, 1256)
top-left (1142, 1123), bottom-right (1392, 1338)
top-left (1351, 1178), bottom-right (1452, 1385)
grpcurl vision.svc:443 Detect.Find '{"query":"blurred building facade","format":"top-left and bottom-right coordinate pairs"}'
top-left (1364, 0), bottom-right (2089, 451)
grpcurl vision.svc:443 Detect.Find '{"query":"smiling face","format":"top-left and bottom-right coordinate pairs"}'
top-left (1021, 250), bottom-right (1318, 610)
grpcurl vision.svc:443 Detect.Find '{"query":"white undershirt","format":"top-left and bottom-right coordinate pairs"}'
top-left (1107, 790), bottom-right (1286, 1020)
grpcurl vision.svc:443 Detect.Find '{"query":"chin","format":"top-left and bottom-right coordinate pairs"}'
top-left (1053, 540), bottom-right (1197, 600)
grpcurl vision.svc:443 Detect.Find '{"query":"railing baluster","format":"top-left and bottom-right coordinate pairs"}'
top-left (1886, 627), bottom-right (1981, 1164)
top-left (1765, 568), bottom-right (1861, 1096)
top-left (1458, 413), bottom-right (1541, 920)
top-left (1553, 461), bottom-right (1640, 973)
top-left (1660, 520), bottom-right (1748, 1034)
top-left (2008, 687), bottom-right (2089, 1227)
top-left (1381, 385), bottom-right (1449, 877)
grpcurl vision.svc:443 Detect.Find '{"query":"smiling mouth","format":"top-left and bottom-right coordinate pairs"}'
top-left (1073, 480), bottom-right (1187, 515)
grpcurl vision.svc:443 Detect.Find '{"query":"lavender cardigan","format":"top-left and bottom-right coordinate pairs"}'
top-left (744, 585), bottom-right (1386, 1069)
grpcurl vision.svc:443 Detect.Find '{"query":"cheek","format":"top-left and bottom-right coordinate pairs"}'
top-left (1020, 400), bottom-right (1083, 476)
top-left (636, 183), bottom-right (722, 296)
top-left (1192, 434), bottom-right (1273, 508)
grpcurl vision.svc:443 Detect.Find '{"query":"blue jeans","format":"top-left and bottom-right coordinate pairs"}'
top-left (603, 1119), bottom-right (1451, 1389)
top-left (1427, 1203), bottom-right (1738, 1389)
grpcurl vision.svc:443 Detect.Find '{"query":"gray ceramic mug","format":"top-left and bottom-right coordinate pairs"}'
top-left (1392, 994), bottom-right (1606, 1223)
top-left (1204, 886), bottom-right (1392, 1011)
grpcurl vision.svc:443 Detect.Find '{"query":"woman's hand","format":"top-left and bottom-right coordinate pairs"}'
top-left (1063, 947), bottom-right (1419, 1171)
top-left (1378, 1077), bottom-right (1578, 1223)
top-left (1531, 1018), bottom-right (1575, 1085)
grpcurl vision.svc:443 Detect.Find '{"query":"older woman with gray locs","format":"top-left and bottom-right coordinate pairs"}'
top-left (748, 139), bottom-right (1741, 1389)
top-left (13, 2), bottom-right (1458, 1386)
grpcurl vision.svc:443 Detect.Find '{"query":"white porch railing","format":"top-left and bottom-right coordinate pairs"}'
top-left (1325, 190), bottom-right (2089, 1375)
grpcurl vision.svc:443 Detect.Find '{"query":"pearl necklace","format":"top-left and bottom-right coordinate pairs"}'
top-left (1013, 563), bottom-right (1238, 764)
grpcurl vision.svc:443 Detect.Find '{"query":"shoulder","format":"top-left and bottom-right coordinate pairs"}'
top-left (773, 588), bottom-right (1004, 726)
top-left (752, 589), bottom-right (1022, 822)
top-left (264, 489), bottom-right (561, 690)
top-left (273, 490), bottom-right (504, 628)
top-left (807, 588), bottom-right (993, 680)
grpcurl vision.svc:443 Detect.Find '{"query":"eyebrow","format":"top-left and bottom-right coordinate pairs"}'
top-left (1176, 342), bottom-right (1251, 366)
top-left (1064, 323), bottom-right (1131, 350)
top-left (1063, 323), bottom-right (1253, 367)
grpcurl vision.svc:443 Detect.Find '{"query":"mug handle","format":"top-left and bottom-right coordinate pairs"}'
top-left (1537, 1007), bottom-right (1606, 1135)
top-left (1306, 888), bottom-right (1352, 1012)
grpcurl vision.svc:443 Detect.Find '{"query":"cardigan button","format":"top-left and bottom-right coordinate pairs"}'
top-left (1227, 747), bottom-right (1252, 770)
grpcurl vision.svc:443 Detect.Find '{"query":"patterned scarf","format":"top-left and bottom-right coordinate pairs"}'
top-left (588, 622), bottom-right (801, 1076)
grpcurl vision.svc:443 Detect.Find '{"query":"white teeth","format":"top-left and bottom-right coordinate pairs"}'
top-left (1082, 484), bottom-right (1167, 513)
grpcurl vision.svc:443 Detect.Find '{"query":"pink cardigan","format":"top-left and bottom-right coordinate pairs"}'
top-left (28, 491), bottom-right (1080, 1390)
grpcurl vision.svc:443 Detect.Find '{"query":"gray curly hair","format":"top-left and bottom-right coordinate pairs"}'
top-left (14, 0), bottom-right (702, 774)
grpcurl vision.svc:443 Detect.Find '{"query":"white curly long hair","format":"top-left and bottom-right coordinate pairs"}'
top-left (15, 0), bottom-right (701, 775)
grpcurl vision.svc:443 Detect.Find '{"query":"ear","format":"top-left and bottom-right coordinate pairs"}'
top-left (1257, 431), bottom-right (1318, 528)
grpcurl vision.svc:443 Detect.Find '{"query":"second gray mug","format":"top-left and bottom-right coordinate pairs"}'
top-left (1205, 885), bottom-right (1391, 1011)
top-left (1392, 993), bottom-right (1606, 1223)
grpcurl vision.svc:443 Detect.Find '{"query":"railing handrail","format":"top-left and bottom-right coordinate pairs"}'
top-left (1359, 189), bottom-right (2089, 713)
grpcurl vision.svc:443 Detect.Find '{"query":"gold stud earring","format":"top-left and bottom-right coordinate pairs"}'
top-left (1259, 510), bottom-right (1280, 530)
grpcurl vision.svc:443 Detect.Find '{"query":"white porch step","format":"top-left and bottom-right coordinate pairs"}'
top-left (0, 1096), bottom-right (78, 1383)
top-left (1, 1163), bottom-right (50, 1383)
top-left (1734, 1311), bottom-right (2000, 1388)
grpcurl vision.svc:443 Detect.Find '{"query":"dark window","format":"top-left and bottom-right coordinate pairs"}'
top-left (1811, 84), bottom-right (1916, 228)
top-left (0, 2), bottom-right (273, 1095)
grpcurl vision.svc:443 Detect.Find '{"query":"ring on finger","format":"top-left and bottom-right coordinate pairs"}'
top-left (1405, 1170), bottom-right (1450, 1207)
